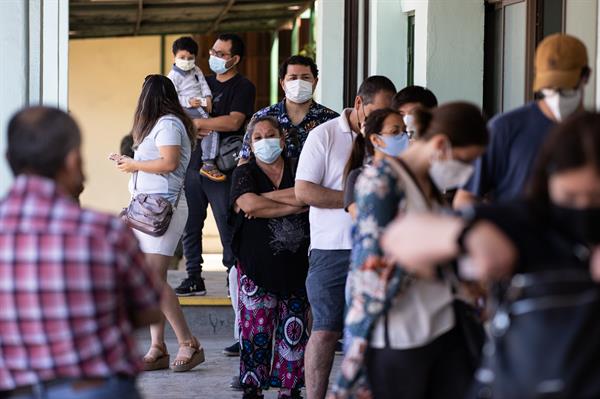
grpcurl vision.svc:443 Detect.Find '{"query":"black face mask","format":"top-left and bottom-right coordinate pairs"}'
top-left (550, 204), bottom-right (600, 245)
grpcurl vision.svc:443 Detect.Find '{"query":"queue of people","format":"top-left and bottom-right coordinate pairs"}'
top-left (1, 30), bottom-right (599, 399)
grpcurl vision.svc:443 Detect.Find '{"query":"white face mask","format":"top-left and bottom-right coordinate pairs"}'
top-left (542, 88), bottom-right (582, 121)
top-left (284, 79), bottom-right (314, 104)
top-left (403, 114), bottom-right (417, 139)
top-left (175, 58), bottom-right (195, 71)
top-left (429, 148), bottom-right (474, 192)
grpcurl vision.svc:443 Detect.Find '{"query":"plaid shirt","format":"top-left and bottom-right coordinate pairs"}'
top-left (239, 99), bottom-right (339, 160)
top-left (0, 175), bottom-right (161, 391)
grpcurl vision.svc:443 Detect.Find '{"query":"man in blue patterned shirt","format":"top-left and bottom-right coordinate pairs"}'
top-left (239, 55), bottom-right (339, 161)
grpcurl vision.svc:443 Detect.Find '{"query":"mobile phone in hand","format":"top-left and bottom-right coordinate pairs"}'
top-left (108, 153), bottom-right (121, 162)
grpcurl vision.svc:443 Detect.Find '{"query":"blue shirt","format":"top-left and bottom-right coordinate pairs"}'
top-left (465, 102), bottom-right (554, 202)
top-left (239, 99), bottom-right (339, 160)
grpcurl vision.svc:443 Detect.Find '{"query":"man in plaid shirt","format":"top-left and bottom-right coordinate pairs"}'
top-left (0, 107), bottom-right (163, 398)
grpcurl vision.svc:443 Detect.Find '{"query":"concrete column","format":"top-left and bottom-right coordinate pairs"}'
top-left (270, 30), bottom-right (280, 105)
top-left (424, 0), bottom-right (485, 106)
top-left (0, 0), bottom-right (69, 196)
top-left (315, 0), bottom-right (344, 113)
top-left (369, 0), bottom-right (408, 90)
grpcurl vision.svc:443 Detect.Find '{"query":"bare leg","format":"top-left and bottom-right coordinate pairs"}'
top-left (305, 330), bottom-right (340, 399)
top-left (145, 254), bottom-right (196, 347)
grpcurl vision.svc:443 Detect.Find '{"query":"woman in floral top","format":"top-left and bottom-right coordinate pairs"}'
top-left (333, 103), bottom-right (489, 399)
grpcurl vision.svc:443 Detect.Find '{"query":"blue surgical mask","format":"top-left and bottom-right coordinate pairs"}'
top-left (209, 55), bottom-right (232, 75)
top-left (253, 138), bottom-right (283, 164)
top-left (375, 133), bottom-right (410, 157)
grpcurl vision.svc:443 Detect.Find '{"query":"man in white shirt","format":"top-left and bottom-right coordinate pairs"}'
top-left (295, 76), bottom-right (396, 399)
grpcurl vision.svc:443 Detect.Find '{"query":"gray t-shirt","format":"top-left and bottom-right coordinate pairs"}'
top-left (129, 115), bottom-right (191, 204)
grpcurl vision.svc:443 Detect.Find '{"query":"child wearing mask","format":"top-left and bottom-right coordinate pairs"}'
top-left (167, 36), bottom-right (225, 182)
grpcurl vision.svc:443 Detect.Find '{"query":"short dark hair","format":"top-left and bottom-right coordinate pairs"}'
top-left (172, 36), bottom-right (198, 56)
top-left (392, 85), bottom-right (438, 110)
top-left (278, 55), bottom-right (319, 80)
top-left (217, 33), bottom-right (245, 62)
top-left (7, 106), bottom-right (81, 178)
top-left (357, 76), bottom-right (397, 105)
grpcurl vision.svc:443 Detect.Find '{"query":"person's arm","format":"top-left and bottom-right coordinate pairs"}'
top-left (236, 192), bottom-right (305, 218)
top-left (381, 213), bottom-right (517, 281)
top-left (117, 145), bottom-right (180, 174)
top-left (295, 180), bottom-right (344, 209)
top-left (453, 189), bottom-right (479, 209)
top-left (261, 188), bottom-right (306, 206)
top-left (194, 111), bottom-right (246, 133)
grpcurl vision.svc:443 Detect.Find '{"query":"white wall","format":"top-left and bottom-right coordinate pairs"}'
top-left (566, 0), bottom-right (598, 109)
top-left (0, 0), bottom-right (69, 196)
top-left (425, 0), bottom-right (485, 105)
top-left (369, 0), bottom-right (407, 90)
top-left (315, 0), bottom-right (345, 112)
top-left (401, 0), bottom-right (429, 87)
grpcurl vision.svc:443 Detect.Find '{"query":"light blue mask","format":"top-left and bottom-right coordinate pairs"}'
top-left (209, 55), bottom-right (232, 75)
top-left (375, 133), bottom-right (410, 157)
top-left (253, 138), bottom-right (283, 164)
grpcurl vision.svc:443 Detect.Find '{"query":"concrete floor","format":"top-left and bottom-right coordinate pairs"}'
top-left (137, 254), bottom-right (342, 398)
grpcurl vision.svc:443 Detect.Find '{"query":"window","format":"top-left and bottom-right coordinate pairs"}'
top-left (483, 0), bottom-right (565, 117)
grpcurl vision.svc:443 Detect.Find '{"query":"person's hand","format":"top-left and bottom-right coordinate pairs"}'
top-left (590, 246), bottom-right (600, 282)
top-left (117, 156), bottom-right (138, 173)
top-left (197, 128), bottom-right (211, 138)
top-left (189, 98), bottom-right (201, 108)
top-left (463, 221), bottom-right (517, 282)
top-left (381, 213), bottom-right (453, 278)
top-left (205, 97), bottom-right (212, 114)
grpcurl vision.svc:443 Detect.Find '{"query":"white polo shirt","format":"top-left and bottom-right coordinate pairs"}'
top-left (296, 109), bottom-right (356, 250)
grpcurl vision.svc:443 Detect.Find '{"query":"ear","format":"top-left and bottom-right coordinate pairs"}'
top-left (370, 134), bottom-right (383, 148)
top-left (582, 67), bottom-right (592, 86)
top-left (64, 148), bottom-right (80, 174)
top-left (428, 135), bottom-right (451, 157)
top-left (354, 95), bottom-right (363, 111)
top-left (312, 77), bottom-right (319, 91)
top-left (229, 55), bottom-right (240, 68)
top-left (280, 79), bottom-right (286, 92)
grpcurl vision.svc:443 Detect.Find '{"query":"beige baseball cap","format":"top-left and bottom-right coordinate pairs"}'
top-left (533, 33), bottom-right (588, 92)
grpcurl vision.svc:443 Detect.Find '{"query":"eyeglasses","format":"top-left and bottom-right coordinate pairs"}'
top-left (209, 48), bottom-right (232, 58)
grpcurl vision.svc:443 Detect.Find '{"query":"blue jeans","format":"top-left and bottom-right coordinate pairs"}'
top-left (182, 151), bottom-right (235, 276)
top-left (6, 376), bottom-right (140, 399)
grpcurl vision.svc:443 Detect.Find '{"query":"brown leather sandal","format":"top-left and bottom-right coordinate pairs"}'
top-left (142, 342), bottom-right (170, 371)
top-left (171, 336), bottom-right (205, 372)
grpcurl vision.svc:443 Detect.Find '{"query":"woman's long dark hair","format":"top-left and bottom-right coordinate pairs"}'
top-left (344, 108), bottom-right (401, 181)
top-left (527, 111), bottom-right (600, 205)
top-left (132, 74), bottom-right (196, 149)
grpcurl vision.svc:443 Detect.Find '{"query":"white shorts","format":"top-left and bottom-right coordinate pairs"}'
top-left (133, 196), bottom-right (188, 256)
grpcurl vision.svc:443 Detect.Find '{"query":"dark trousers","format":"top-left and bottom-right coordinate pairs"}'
top-left (182, 164), bottom-right (235, 275)
top-left (365, 327), bottom-right (474, 399)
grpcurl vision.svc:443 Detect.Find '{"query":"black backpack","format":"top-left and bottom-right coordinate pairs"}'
top-left (216, 135), bottom-right (243, 172)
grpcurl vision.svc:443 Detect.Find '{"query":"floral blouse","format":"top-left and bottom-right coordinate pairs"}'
top-left (333, 158), bottom-right (413, 398)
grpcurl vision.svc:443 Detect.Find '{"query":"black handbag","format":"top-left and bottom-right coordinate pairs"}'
top-left (216, 135), bottom-right (243, 172)
top-left (472, 269), bottom-right (600, 399)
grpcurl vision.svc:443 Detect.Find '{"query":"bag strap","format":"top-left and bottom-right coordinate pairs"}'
top-left (133, 171), bottom-right (184, 208)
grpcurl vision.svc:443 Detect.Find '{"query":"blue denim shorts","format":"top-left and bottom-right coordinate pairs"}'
top-left (306, 249), bottom-right (351, 332)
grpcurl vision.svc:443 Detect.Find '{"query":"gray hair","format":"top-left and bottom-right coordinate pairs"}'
top-left (246, 115), bottom-right (282, 140)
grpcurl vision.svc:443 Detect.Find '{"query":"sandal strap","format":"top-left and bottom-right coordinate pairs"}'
top-left (179, 336), bottom-right (199, 350)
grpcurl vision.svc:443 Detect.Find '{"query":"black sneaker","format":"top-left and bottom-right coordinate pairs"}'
top-left (335, 340), bottom-right (344, 355)
top-left (174, 275), bottom-right (207, 296)
top-left (229, 375), bottom-right (242, 390)
top-left (223, 341), bottom-right (240, 356)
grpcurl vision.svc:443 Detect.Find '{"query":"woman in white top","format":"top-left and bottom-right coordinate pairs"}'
top-left (116, 75), bottom-right (204, 372)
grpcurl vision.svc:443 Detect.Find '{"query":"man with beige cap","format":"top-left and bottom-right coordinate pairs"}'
top-left (454, 33), bottom-right (590, 207)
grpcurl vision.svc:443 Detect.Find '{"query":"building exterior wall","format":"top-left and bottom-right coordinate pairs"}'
top-left (0, 0), bottom-right (69, 197)
top-left (565, 0), bottom-right (598, 109)
top-left (69, 36), bottom-right (223, 252)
